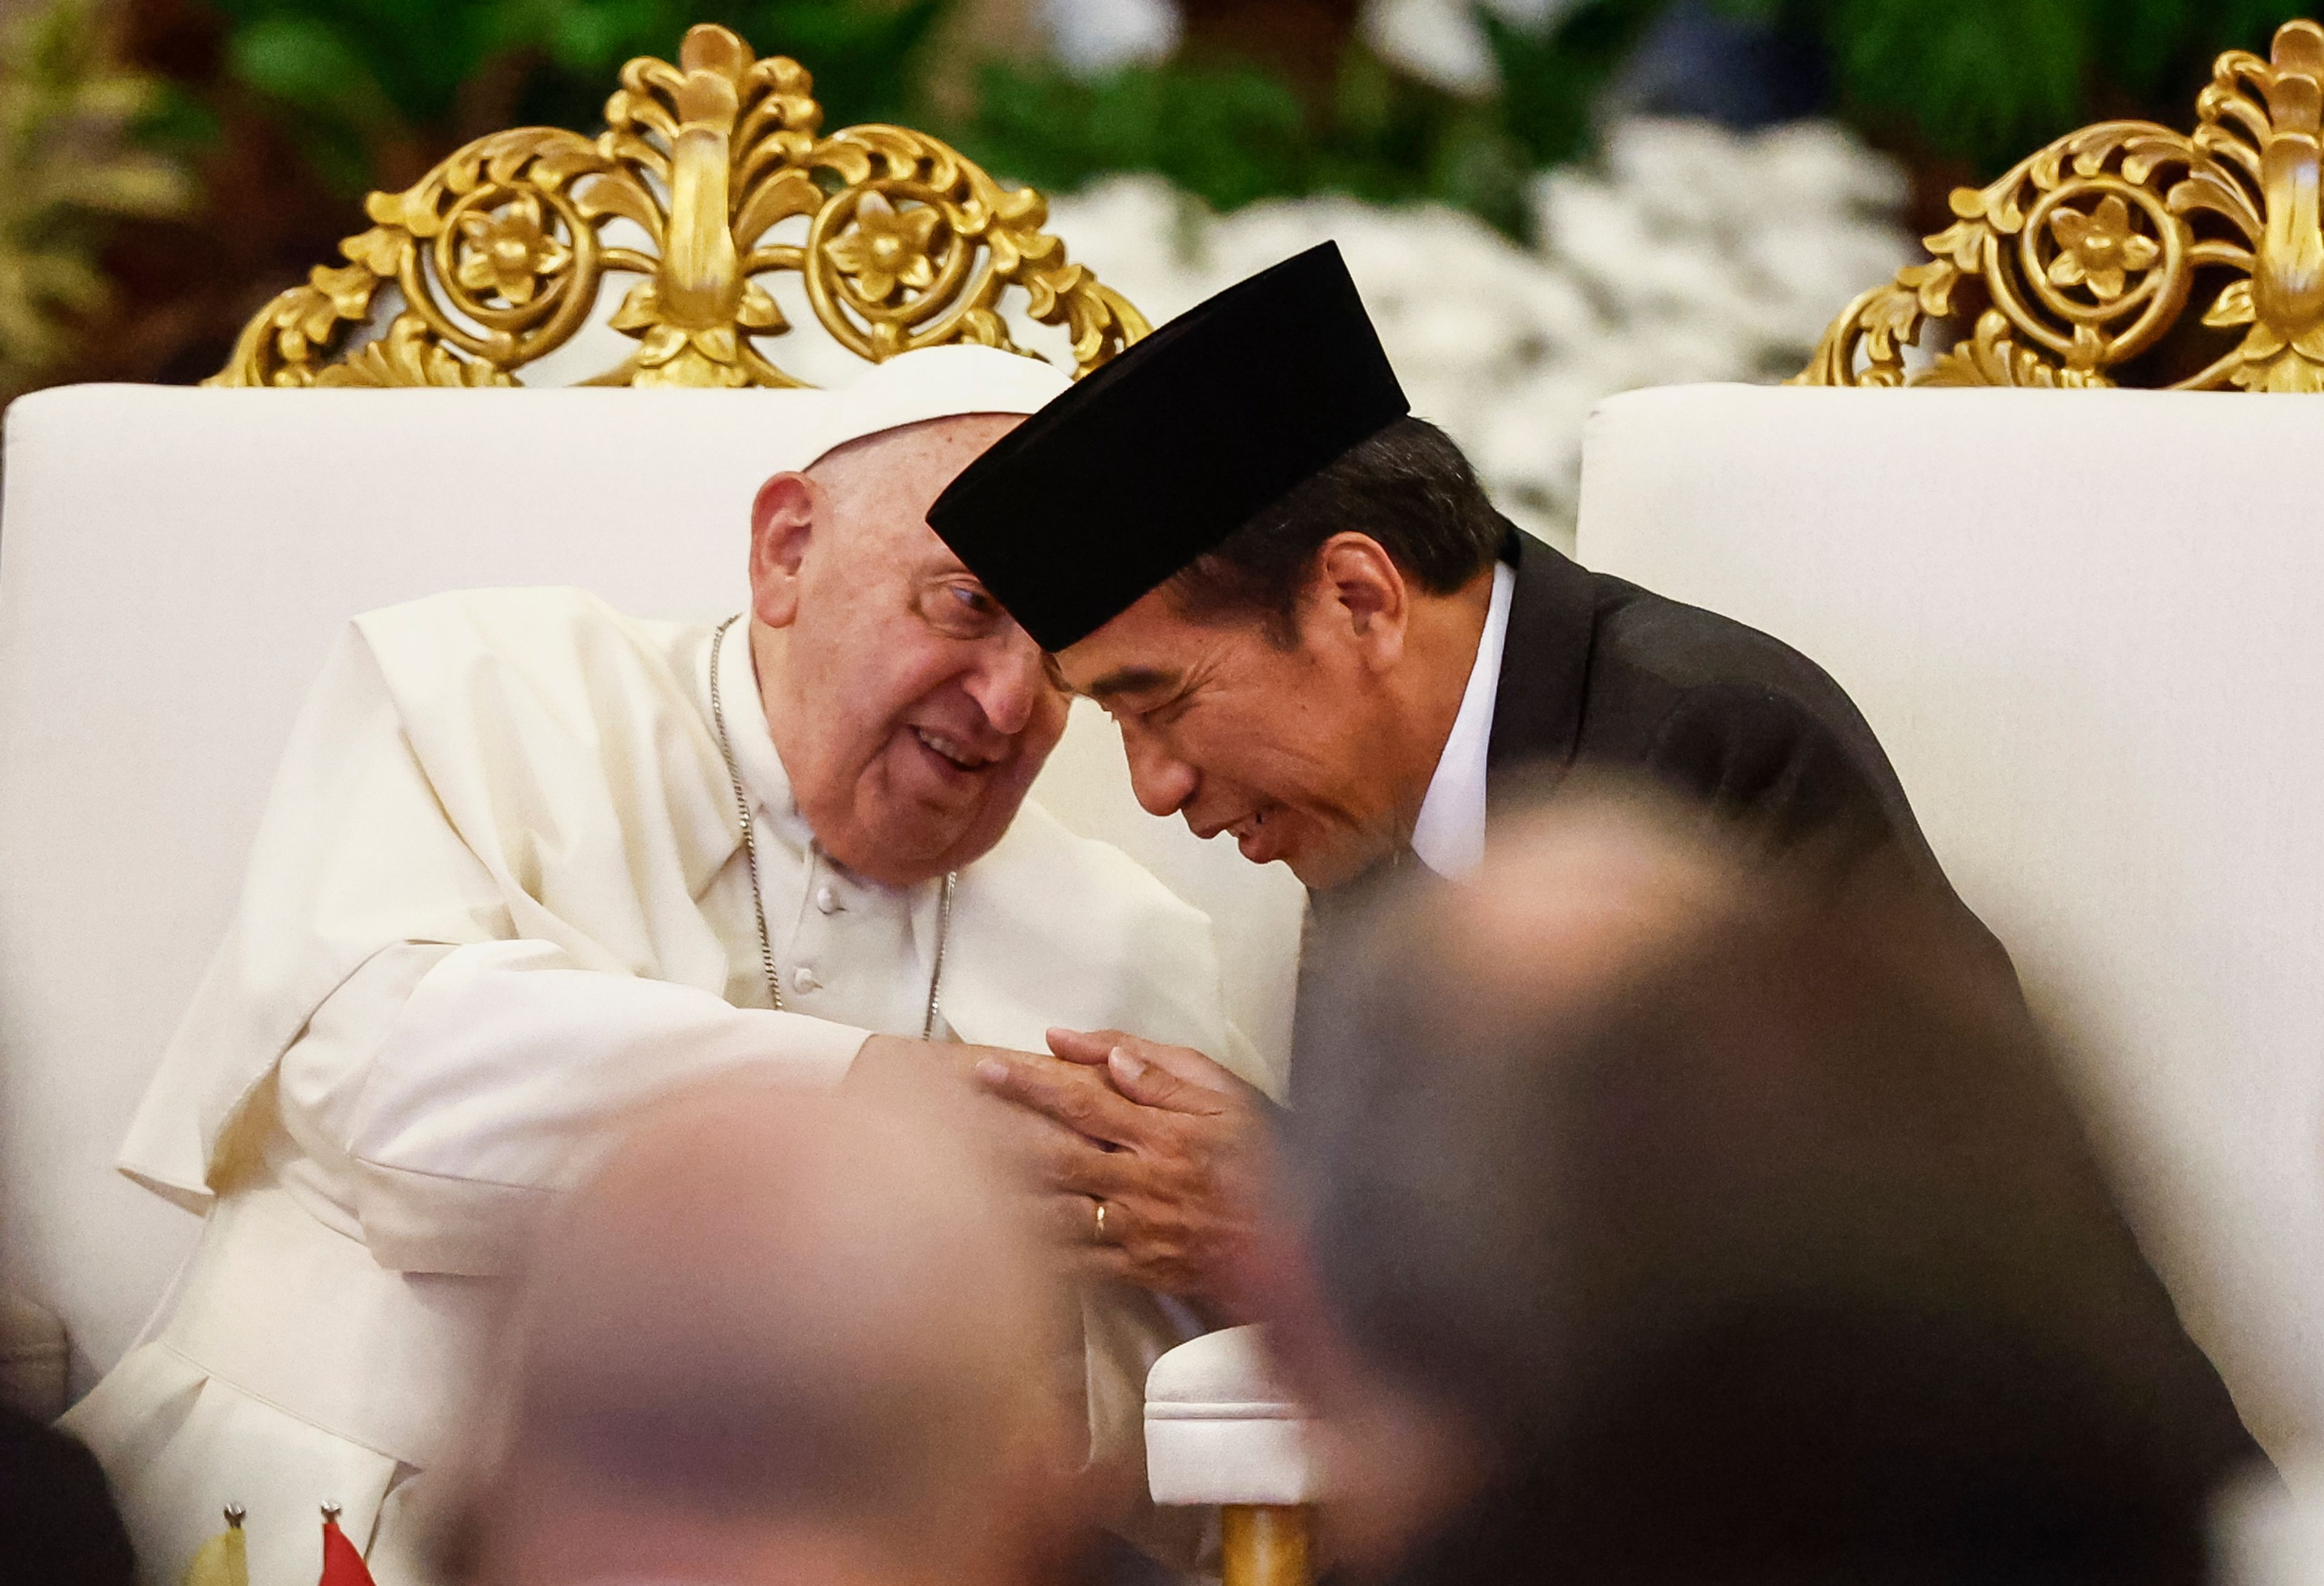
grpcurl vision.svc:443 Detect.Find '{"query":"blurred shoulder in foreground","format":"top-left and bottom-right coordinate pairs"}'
top-left (1273, 783), bottom-right (2264, 1586)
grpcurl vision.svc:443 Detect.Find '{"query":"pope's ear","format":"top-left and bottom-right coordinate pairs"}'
top-left (749, 472), bottom-right (817, 628)
top-left (1313, 533), bottom-right (1410, 670)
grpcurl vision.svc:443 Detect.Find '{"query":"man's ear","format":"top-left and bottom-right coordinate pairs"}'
top-left (1311, 533), bottom-right (1410, 672)
top-left (748, 472), bottom-right (818, 629)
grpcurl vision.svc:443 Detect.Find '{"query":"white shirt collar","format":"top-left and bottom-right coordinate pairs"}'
top-left (1410, 562), bottom-right (1515, 880)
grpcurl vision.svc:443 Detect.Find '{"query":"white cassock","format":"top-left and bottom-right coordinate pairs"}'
top-left (62, 360), bottom-right (1269, 1586)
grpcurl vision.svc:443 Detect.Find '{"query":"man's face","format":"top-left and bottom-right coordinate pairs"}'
top-left (749, 414), bottom-right (1067, 889)
top-left (1054, 568), bottom-right (1410, 890)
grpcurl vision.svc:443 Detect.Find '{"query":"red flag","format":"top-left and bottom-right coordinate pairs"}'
top-left (318, 1506), bottom-right (376, 1586)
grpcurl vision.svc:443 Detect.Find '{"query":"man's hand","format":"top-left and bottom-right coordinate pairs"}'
top-left (972, 1028), bottom-right (1272, 1314)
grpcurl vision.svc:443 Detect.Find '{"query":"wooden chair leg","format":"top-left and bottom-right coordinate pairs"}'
top-left (1221, 1503), bottom-right (1312, 1586)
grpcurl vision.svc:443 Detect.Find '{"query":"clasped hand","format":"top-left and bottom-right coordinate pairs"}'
top-left (972, 1028), bottom-right (1270, 1316)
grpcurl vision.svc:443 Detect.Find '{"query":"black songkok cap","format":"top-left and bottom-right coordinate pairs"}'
top-left (927, 242), bottom-right (1410, 651)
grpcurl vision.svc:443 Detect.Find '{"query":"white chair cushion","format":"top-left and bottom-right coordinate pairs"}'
top-left (1578, 383), bottom-right (2324, 1461)
top-left (0, 383), bottom-right (1305, 1390)
top-left (1144, 1324), bottom-right (1319, 1507)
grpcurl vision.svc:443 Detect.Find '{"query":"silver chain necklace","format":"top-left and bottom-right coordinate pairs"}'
top-left (708, 615), bottom-right (954, 1039)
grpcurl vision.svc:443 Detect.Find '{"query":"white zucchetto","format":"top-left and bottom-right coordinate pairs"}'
top-left (795, 343), bottom-right (1073, 470)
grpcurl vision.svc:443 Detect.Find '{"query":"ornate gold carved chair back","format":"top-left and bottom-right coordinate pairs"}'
top-left (1801, 19), bottom-right (2324, 392)
top-left (209, 23), bottom-right (1146, 389)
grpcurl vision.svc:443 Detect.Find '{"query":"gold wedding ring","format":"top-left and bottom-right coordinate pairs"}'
top-left (1093, 1198), bottom-right (1110, 1243)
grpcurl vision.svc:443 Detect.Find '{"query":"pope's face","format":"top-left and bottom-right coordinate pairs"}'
top-left (748, 415), bottom-right (1067, 889)
top-left (1054, 576), bottom-right (1412, 890)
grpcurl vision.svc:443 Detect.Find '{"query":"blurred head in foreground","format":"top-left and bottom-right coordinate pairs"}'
top-left (456, 1082), bottom-right (1078, 1586)
top-left (1273, 788), bottom-right (2257, 1585)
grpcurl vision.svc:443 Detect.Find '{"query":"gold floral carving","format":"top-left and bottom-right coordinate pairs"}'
top-left (1799, 20), bottom-right (2324, 391)
top-left (208, 24), bottom-right (1147, 389)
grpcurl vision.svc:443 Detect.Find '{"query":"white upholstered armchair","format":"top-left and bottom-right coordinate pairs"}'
top-left (1578, 19), bottom-right (2324, 1475)
top-left (0, 33), bottom-right (1307, 1539)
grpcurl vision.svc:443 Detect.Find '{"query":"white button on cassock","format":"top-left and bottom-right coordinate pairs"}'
top-left (792, 966), bottom-right (822, 993)
top-left (815, 884), bottom-right (841, 915)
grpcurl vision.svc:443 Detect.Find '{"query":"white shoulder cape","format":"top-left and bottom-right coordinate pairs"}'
top-left (120, 584), bottom-right (1261, 1200)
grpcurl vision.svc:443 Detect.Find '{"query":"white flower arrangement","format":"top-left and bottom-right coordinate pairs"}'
top-left (1360, 0), bottom-right (1580, 96)
top-left (1027, 117), bottom-right (1915, 548)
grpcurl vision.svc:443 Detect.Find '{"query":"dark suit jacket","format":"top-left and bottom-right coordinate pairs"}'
top-left (1301, 525), bottom-right (1973, 976)
top-left (1485, 522), bottom-right (1937, 872)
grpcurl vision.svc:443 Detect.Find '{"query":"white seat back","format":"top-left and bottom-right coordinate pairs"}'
top-left (0, 383), bottom-right (1304, 1388)
top-left (1578, 383), bottom-right (2324, 1459)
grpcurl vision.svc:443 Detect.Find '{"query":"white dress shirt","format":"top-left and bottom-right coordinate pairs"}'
top-left (1410, 561), bottom-right (1516, 880)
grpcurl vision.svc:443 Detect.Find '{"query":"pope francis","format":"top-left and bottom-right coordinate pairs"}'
top-left (62, 346), bottom-right (1264, 1586)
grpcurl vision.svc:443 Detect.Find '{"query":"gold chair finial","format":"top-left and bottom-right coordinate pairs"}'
top-left (1800, 19), bottom-right (2324, 390)
top-left (209, 25), bottom-right (1146, 389)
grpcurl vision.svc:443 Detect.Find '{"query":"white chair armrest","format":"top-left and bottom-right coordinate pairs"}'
top-left (1144, 1324), bottom-right (1321, 1508)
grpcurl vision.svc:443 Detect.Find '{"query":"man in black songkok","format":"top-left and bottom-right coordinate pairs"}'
top-left (936, 246), bottom-right (2088, 1350)
top-left (930, 242), bottom-right (1937, 895)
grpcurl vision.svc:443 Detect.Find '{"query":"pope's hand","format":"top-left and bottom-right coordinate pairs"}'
top-left (971, 1027), bottom-right (1271, 1312)
top-left (845, 1032), bottom-right (1005, 1099)
top-left (844, 1035), bottom-right (1095, 1181)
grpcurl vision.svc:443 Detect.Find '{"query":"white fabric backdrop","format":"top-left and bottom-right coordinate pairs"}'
top-left (1578, 383), bottom-right (2324, 1462)
top-left (0, 383), bottom-right (1306, 1389)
